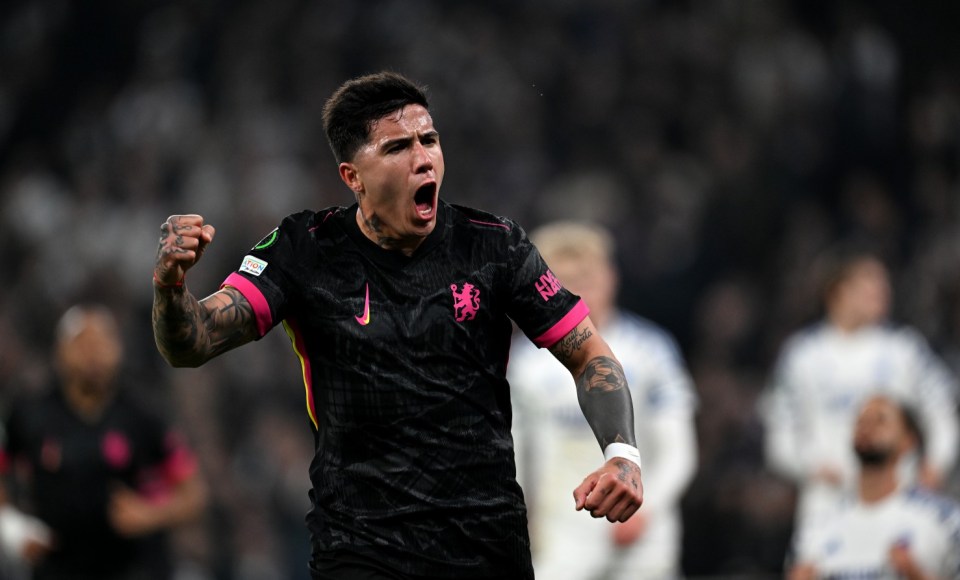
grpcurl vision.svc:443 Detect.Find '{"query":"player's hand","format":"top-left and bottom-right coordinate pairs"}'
top-left (22, 536), bottom-right (51, 565)
top-left (155, 214), bottom-right (216, 286)
top-left (787, 563), bottom-right (816, 580)
top-left (109, 486), bottom-right (161, 537)
top-left (573, 457), bottom-right (643, 522)
top-left (0, 506), bottom-right (53, 564)
top-left (611, 508), bottom-right (648, 546)
top-left (811, 464), bottom-right (844, 487)
top-left (889, 541), bottom-right (928, 580)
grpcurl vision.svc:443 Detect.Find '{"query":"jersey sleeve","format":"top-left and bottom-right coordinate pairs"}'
top-left (901, 328), bottom-right (960, 476)
top-left (220, 213), bottom-right (308, 338)
top-left (759, 335), bottom-right (813, 483)
top-left (634, 323), bottom-right (698, 512)
top-left (135, 407), bottom-right (199, 496)
top-left (504, 224), bottom-right (589, 349)
top-left (942, 500), bottom-right (960, 579)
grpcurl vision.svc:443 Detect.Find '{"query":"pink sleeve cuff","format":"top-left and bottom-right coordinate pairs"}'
top-left (533, 299), bottom-right (590, 348)
top-left (222, 273), bottom-right (273, 337)
top-left (163, 432), bottom-right (198, 483)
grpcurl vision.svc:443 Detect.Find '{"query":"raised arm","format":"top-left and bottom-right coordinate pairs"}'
top-left (548, 316), bottom-right (643, 522)
top-left (152, 214), bottom-right (258, 367)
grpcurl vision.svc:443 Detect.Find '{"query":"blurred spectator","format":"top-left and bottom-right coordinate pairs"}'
top-left (760, 246), bottom-right (959, 557)
top-left (789, 395), bottom-right (960, 579)
top-left (510, 221), bottom-right (697, 579)
top-left (0, 0), bottom-right (959, 576)
top-left (0, 305), bottom-right (206, 580)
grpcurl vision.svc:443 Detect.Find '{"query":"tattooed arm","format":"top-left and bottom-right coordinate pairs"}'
top-left (548, 317), bottom-right (643, 522)
top-left (152, 214), bottom-right (258, 367)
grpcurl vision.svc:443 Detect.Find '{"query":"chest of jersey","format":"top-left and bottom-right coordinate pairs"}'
top-left (296, 250), bottom-right (505, 347)
top-left (798, 333), bottom-right (915, 413)
top-left (809, 497), bottom-right (954, 578)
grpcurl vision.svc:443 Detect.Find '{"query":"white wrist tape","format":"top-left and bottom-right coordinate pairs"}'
top-left (603, 443), bottom-right (641, 469)
top-left (0, 506), bottom-right (51, 558)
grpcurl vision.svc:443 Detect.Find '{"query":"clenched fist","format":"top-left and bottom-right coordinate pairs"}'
top-left (154, 215), bottom-right (215, 286)
top-left (573, 457), bottom-right (643, 522)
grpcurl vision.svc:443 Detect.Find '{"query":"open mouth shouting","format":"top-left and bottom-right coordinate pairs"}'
top-left (414, 181), bottom-right (438, 220)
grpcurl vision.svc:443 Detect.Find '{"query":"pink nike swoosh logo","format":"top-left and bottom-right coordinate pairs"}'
top-left (355, 283), bottom-right (371, 325)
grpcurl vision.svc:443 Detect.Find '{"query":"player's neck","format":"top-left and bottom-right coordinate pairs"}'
top-left (828, 311), bottom-right (869, 334)
top-left (355, 206), bottom-right (424, 257)
top-left (858, 463), bottom-right (898, 504)
top-left (62, 381), bottom-right (112, 423)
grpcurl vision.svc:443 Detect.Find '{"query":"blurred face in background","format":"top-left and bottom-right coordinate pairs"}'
top-left (826, 257), bottom-right (891, 330)
top-left (852, 396), bottom-right (916, 467)
top-left (549, 253), bottom-right (617, 327)
top-left (55, 307), bottom-right (123, 402)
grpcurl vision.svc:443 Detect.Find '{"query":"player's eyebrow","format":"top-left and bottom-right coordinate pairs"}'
top-left (379, 130), bottom-right (439, 153)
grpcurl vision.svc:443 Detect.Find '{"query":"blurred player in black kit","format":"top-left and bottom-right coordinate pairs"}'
top-left (0, 305), bottom-right (207, 580)
top-left (152, 71), bottom-right (643, 580)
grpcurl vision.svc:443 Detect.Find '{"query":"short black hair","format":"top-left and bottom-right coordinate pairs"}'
top-left (321, 71), bottom-right (430, 164)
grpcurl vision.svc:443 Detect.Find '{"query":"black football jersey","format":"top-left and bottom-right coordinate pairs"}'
top-left (2, 388), bottom-right (195, 579)
top-left (222, 200), bottom-right (587, 578)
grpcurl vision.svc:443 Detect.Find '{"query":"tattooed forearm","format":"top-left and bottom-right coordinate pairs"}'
top-left (152, 284), bottom-right (201, 364)
top-left (582, 355), bottom-right (628, 393)
top-left (576, 356), bottom-right (637, 449)
top-left (152, 286), bottom-right (256, 367)
top-left (549, 326), bottom-right (593, 363)
top-left (202, 288), bottom-right (257, 355)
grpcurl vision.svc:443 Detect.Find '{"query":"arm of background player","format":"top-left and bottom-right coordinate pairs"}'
top-left (641, 412), bottom-right (697, 516)
top-left (0, 453), bottom-right (52, 564)
top-left (907, 331), bottom-right (960, 489)
top-left (109, 434), bottom-right (208, 537)
top-left (759, 352), bottom-right (813, 484)
top-left (152, 214), bottom-right (258, 367)
top-left (548, 317), bottom-right (643, 522)
top-left (109, 467), bottom-right (208, 538)
top-left (0, 486), bottom-right (52, 565)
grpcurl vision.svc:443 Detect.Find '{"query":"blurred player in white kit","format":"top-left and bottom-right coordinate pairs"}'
top-left (509, 222), bottom-right (698, 579)
top-left (760, 246), bottom-right (960, 552)
top-left (789, 394), bottom-right (960, 579)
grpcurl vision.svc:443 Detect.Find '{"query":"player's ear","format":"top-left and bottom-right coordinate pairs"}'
top-left (339, 162), bottom-right (364, 194)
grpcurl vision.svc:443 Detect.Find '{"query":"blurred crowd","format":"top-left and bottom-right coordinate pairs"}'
top-left (1, 0), bottom-right (959, 578)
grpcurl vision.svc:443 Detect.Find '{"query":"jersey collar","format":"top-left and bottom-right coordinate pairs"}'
top-left (342, 200), bottom-right (448, 270)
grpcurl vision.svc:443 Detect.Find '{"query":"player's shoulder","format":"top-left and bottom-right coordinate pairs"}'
top-left (876, 322), bottom-right (930, 348)
top-left (611, 310), bottom-right (682, 352)
top-left (444, 203), bottom-right (531, 266)
top-left (3, 385), bottom-right (57, 426)
top-left (902, 486), bottom-right (960, 521)
top-left (277, 206), bottom-right (349, 238)
top-left (779, 321), bottom-right (831, 355)
top-left (251, 207), bottom-right (351, 255)
top-left (447, 203), bottom-right (521, 237)
top-left (613, 310), bottom-right (674, 341)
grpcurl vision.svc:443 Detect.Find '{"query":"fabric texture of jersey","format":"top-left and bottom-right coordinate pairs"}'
top-left (509, 310), bottom-right (698, 579)
top-left (222, 201), bottom-right (587, 578)
top-left (1, 387), bottom-right (197, 580)
top-left (794, 486), bottom-right (960, 578)
top-left (760, 321), bottom-right (960, 541)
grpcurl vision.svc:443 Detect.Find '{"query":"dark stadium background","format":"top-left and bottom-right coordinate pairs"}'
top-left (1, 0), bottom-right (959, 577)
